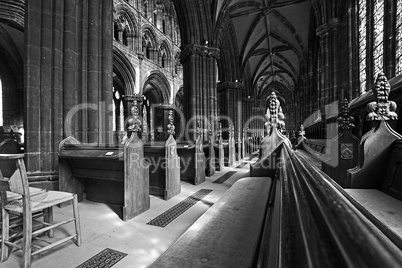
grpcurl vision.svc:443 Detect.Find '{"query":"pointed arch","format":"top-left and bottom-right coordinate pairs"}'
top-left (113, 47), bottom-right (136, 95)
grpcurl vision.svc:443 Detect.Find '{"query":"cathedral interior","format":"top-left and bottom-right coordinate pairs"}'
top-left (1, 0), bottom-right (402, 267)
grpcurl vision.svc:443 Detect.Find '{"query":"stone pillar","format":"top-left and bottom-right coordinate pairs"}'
top-left (180, 44), bottom-right (219, 141)
top-left (24, 0), bottom-right (113, 182)
top-left (217, 81), bottom-right (243, 139)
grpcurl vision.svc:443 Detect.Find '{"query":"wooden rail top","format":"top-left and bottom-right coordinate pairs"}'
top-left (59, 144), bottom-right (123, 160)
top-left (150, 176), bottom-right (272, 268)
top-left (0, 153), bottom-right (24, 160)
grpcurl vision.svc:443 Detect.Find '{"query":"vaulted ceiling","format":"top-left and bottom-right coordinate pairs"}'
top-left (215, 0), bottom-right (312, 104)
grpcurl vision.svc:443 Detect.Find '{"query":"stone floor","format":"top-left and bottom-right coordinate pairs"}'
top-left (2, 162), bottom-right (254, 268)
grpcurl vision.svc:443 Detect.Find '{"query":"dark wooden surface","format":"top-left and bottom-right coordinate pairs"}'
top-left (322, 129), bottom-right (360, 187)
top-left (176, 142), bottom-right (205, 185)
top-left (280, 144), bottom-right (402, 267)
top-left (348, 121), bottom-right (402, 188)
top-left (382, 140), bottom-right (402, 201)
top-left (59, 136), bottom-right (150, 221)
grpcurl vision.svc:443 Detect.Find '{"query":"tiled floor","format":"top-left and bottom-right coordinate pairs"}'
top-left (3, 164), bottom-right (252, 268)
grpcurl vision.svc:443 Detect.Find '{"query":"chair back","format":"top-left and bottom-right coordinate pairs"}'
top-left (0, 154), bottom-right (29, 196)
top-left (0, 139), bottom-right (23, 178)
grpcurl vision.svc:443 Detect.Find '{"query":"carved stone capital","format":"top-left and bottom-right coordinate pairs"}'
top-left (217, 81), bottom-right (243, 92)
top-left (316, 18), bottom-right (340, 37)
top-left (180, 44), bottom-right (220, 64)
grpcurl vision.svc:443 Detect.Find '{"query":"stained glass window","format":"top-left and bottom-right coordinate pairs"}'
top-left (373, 0), bottom-right (384, 75)
top-left (396, 1), bottom-right (402, 75)
top-left (358, 0), bottom-right (367, 93)
top-left (0, 79), bottom-right (2, 126)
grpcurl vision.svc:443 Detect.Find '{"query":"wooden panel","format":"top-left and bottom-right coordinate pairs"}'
top-left (382, 140), bottom-right (402, 201)
top-left (58, 136), bottom-right (150, 221)
top-left (123, 133), bottom-right (150, 221)
top-left (348, 121), bottom-right (402, 189)
top-left (322, 130), bottom-right (360, 188)
top-left (176, 142), bottom-right (205, 185)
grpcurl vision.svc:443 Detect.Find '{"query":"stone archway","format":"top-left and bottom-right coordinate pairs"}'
top-left (142, 71), bottom-right (171, 141)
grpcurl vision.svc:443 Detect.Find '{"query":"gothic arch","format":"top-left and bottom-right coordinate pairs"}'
top-left (142, 25), bottom-right (158, 48)
top-left (113, 47), bottom-right (136, 95)
top-left (114, 3), bottom-right (139, 36)
top-left (142, 70), bottom-right (171, 104)
top-left (0, 0), bottom-right (24, 31)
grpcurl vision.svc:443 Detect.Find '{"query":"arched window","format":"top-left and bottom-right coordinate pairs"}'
top-left (358, 0), bottom-right (367, 93)
top-left (396, 1), bottom-right (402, 75)
top-left (161, 53), bottom-right (166, 68)
top-left (113, 87), bottom-right (125, 131)
top-left (123, 28), bottom-right (128, 46)
top-left (114, 22), bottom-right (119, 41)
top-left (146, 43), bottom-right (151, 59)
top-left (373, 0), bottom-right (384, 75)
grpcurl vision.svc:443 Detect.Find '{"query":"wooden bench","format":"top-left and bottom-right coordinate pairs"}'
top-left (345, 136), bottom-right (402, 249)
top-left (149, 176), bottom-right (273, 268)
top-left (59, 135), bottom-right (150, 221)
top-left (176, 142), bottom-right (205, 185)
top-left (144, 141), bottom-right (181, 199)
top-left (151, 139), bottom-right (402, 267)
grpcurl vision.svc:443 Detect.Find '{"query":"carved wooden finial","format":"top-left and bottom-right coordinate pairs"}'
top-left (299, 124), bottom-right (305, 137)
top-left (167, 110), bottom-right (175, 136)
top-left (196, 119), bottom-right (202, 138)
top-left (366, 72), bottom-right (398, 121)
top-left (125, 95), bottom-right (142, 134)
top-left (337, 98), bottom-right (355, 130)
top-left (265, 92), bottom-right (285, 130)
top-left (217, 122), bottom-right (222, 139)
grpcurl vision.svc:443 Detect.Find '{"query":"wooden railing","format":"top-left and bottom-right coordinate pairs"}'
top-left (269, 143), bottom-right (402, 267)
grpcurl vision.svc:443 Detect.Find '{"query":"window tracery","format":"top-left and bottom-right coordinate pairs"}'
top-left (397, 1), bottom-right (402, 75)
top-left (373, 0), bottom-right (384, 75)
top-left (358, 0), bottom-right (367, 93)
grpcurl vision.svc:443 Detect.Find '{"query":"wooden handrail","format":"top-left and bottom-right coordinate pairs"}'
top-left (263, 143), bottom-right (402, 267)
top-left (0, 154), bottom-right (24, 160)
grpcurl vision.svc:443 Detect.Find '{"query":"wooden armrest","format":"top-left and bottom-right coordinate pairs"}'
top-left (0, 153), bottom-right (24, 160)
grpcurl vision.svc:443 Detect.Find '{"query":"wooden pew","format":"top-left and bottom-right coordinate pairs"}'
top-left (150, 141), bottom-right (402, 268)
top-left (322, 100), bottom-right (360, 187)
top-left (143, 140), bottom-right (181, 199)
top-left (176, 142), bottom-right (205, 185)
top-left (59, 135), bottom-right (150, 221)
top-left (149, 176), bottom-right (273, 268)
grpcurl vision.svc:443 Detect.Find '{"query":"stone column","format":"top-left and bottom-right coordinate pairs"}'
top-left (180, 44), bottom-right (219, 141)
top-left (24, 0), bottom-right (113, 182)
top-left (217, 81), bottom-right (243, 139)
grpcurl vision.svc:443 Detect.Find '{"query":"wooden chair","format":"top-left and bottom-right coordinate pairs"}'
top-left (0, 154), bottom-right (82, 268)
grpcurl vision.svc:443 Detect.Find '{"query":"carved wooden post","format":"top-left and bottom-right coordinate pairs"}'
top-left (348, 72), bottom-right (402, 188)
top-left (242, 128), bottom-right (246, 160)
top-left (123, 95), bottom-right (150, 220)
top-left (217, 123), bottom-right (224, 170)
top-left (165, 109), bottom-right (181, 199)
top-left (229, 125), bottom-right (236, 167)
top-left (206, 123), bottom-right (215, 176)
top-left (322, 99), bottom-right (359, 187)
top-left (237, 130), bottom-right (242, 161)
top-left (195, 119), bottom-right (206, 184)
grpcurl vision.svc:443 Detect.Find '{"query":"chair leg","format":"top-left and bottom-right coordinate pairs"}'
top-left (72, 195), bottom-right (82, 246)
top-left (1, 208), bottom-right (9, 262)
top-left (43, 207), bottom-right (54, 238)
top-left (22, 211), bottom-right (32, 268)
